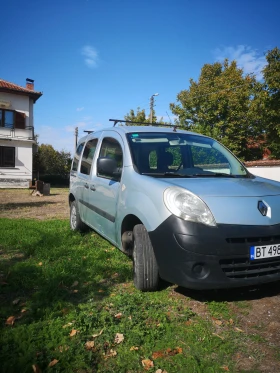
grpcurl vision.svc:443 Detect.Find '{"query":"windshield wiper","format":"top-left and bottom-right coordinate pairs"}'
top-left (141, 172), bottom-right (192, 178)
top-left (191, 173), bottom-right (237, 178)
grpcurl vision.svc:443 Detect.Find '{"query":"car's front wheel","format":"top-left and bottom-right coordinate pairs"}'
top-left (70, 200), bottom-right (87, 232)
top-left (132, 224), bottom-right (159, 291)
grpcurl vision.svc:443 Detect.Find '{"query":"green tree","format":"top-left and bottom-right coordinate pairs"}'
top-left (170, 59), bottom-right (264, 160)
top-left (33, 144), bottom-right (72, 178)
top-left (124, 107), bottom-right (157, 124)
top-left (262, 47), bottom-right (280, 158)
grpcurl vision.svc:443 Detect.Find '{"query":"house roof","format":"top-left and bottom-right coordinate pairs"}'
top-left (0, 79), bottom-right (42, 102)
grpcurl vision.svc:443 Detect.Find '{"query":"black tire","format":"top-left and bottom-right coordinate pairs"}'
top-left (132, 224), bottom-right (159, 291)
top-left (70, 200), bottom-right (87, 232)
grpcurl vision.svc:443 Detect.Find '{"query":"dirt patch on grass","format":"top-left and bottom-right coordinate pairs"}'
top-left (0, 188), bottom-right (69, 220)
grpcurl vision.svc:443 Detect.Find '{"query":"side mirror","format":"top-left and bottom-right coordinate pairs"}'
top-left (97, 157), bottom-right (122, 180)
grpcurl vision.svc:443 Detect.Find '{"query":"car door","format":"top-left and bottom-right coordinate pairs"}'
top-left (84, 132), bottom-right (124, 245)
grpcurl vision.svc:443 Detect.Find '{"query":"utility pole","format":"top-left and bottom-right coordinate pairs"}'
top-left (149, 93), bottom-right (159, 123)
top-left (74, 127), bottom-right (78, 149)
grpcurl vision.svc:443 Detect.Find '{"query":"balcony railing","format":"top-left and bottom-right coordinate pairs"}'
top-left (0, 125), bottom-right (35, 141)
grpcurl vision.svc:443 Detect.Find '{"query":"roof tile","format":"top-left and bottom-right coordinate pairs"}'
top-left (0, 78), bottom-right (42, 101)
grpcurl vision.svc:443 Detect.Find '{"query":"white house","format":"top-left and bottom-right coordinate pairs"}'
top-left (0, 78), bottom-right (42, 188)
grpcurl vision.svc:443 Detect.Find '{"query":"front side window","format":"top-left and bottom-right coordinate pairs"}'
top-left (98, 137), bottom-right (123, 179)
top-left (127, 132), bottom-right (248, 178)
top-left (80, 139), bottom-right (98, 175)
top-left (99, 137), bottom-right (123, 167)
top-left (0, 146), bottom-right (15, 167)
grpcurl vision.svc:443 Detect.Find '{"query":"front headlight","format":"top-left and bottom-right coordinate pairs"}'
top-left (163, 186), bottom-right (216, 226)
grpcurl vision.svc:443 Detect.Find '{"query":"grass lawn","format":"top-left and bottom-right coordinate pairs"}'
top-left (0, 217), bottom-right (277, 372)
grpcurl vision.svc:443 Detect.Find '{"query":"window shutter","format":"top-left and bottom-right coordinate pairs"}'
top-left (15, 112), bottom-right (26, 129)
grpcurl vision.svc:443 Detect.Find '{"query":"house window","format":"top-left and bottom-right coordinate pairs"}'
top-left (0, 146), bottom-right (15, 167)
top-left (0, 110), bottom-right (26, 129)
top-left (0, 109), bottom-right (14, 129)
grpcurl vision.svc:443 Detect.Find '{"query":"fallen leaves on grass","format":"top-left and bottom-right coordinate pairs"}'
top-left (38, 262), bottom-right (43, 266)
top-left (48, 359), bottom-right (59, 367)
top-left (5, 316), bottom-right (16, 326)
top-left (85, 341), bottom-right (95, 350)
top-left (62, 322), bottom-right (73, 328)
top-left (71, 281), bottom-right (79, 287)
top-left (12, 298), bottom-right (20, 305)
top-left (58, 345), bottom-right (69, 353)
top-left (130, 346), bottom-right (139, 351)
top-left (155, 370), bottom-right (168, 373)
top-left (141, 359), bottom-right (154, 370)
top-left (92, 329), bottom-right (103, 338)
top-left (32, 364), bottom-right (42, 373)
top-left (185, 320), bottom-right (193, 326)
top-left (114, 333), bottom-right (124, 344)
top-left (114, 312), bottom-right (122, 319)
top-left (212, 333), bottom-right (224, 340)
top-left (212, 317), bottom-right (223, 326)
top-left (220, 366), bottom-right (230, 371)
top-left (152, 347), bottom-right (182, 360)
top-left (104, 349), bottom-right (117, 359)
top-left (234, 327), bottom-right (244, 333)
top-left (69, 329), bottom-right (78, 337)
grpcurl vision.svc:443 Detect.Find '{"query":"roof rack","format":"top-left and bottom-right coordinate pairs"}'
top-left (109, 119), bottom-right (177, 132)
top-left (84, 130), bottom-right (94, 134)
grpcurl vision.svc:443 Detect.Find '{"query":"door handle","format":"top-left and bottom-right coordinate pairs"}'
top-left (84, 183), bottom-right (89, 189)
top-left (90, 185), bottom-right (96, 191)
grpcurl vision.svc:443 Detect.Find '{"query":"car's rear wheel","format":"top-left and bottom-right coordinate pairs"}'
top-left (70, 200), bottom-right (87, 232)
top-left (132, 224), bottom-right (159, 291)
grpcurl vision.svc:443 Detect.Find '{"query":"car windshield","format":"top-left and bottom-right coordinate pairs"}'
top-left (126, 132), bottom-right (249, 178)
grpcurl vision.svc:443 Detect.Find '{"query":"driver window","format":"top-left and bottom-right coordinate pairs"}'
top-left (98, 137), bottom-right (123, 178)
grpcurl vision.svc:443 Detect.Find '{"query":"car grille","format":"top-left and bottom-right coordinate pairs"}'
top-left (220, 257), bottom-right (280, 279)
top-left (226, 235), bottom-right (280, 244)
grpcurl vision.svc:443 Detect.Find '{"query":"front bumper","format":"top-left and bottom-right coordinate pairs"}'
top-left (149, 216), bottom-right (280, 290)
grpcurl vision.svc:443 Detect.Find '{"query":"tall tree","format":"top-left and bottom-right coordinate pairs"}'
top-left (170, 59), bottom-right (264, 160)
top-left (262, 47), bottom-right (280, 158)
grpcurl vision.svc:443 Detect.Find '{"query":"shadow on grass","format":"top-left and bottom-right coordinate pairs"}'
top-left (174, 280), bottom-right (280, 302)
top-left (0, 201), bottom-right (58, 211)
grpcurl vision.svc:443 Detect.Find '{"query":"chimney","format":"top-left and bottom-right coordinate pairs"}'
top-left (26, 78), bottom-right (34, 90)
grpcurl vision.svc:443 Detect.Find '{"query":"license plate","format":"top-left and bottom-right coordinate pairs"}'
top-left (250, 244), bottom-right (280, 260)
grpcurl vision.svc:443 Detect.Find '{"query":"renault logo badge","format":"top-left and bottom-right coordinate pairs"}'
top-left (258, 201), bottom-right (268, 216)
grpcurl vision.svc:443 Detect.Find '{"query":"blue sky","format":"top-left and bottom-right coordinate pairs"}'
top-left (2, 0), bottom-right (280, 154)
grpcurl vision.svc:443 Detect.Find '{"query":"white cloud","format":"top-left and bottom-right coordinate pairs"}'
top-left (213, 45), bottom-right (266, 80)
top-left (76, 107), bottom-right (84, 112)
top-left (81, 45), bottom-right (99, 68)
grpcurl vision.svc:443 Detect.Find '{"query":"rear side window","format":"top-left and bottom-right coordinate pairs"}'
top-left (80, 139), bottom-right (98, 175)
top-left (72, 143), bottom-right (85, 172)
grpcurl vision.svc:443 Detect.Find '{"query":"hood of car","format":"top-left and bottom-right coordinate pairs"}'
top-left (159, 176), bottom-right (280, 225)
top-left (164, 176), bottom-right (280, 198)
